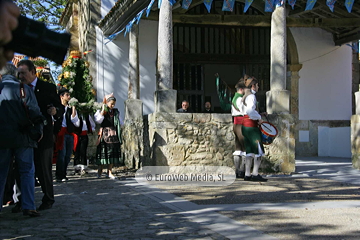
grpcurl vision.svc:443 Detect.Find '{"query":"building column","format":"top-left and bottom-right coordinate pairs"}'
top-left (155, 0), bottom-right (177, 113)
top-left (128, 24), bottom-right (140, 100)
top-left (123, 24), bottom-right (143, 169)
top-left (351, 46), bottom-right (360, 169)
top-left (264, 5), bottom-right (295, 173)
top-left (266, 5), bottom-right (290, 114)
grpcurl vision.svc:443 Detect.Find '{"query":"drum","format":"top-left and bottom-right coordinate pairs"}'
top-left (260, 122), bottom-right (278, 145)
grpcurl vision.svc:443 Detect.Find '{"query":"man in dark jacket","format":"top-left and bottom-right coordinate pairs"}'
top-left (17, 60), bottom-right (62, 211)
top-left (0, 63), bottom-right (43, 217)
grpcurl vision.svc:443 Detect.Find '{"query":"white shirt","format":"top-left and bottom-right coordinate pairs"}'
top-left (61, 105), bottom-right (80, 127)
top-left (29, 78), bottom-right (38, 90)
top-left (231, 96), bottom-right (246, 116)
top-left (244, 94), bottom-right (262, 120)
top-left (94, 109), bottom-right (124, 125)
top-left (80, 115), bottom-right (96, 131)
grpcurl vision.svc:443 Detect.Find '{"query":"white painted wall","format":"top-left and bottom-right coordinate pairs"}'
top-left (291, 28), bottom-right (352, 157)
top-left (318, 126), bottom-right (351, 158)
top-left (96, 20), bottom-right (158, 118)
top-left (290, 28), bottom-right (352, 121)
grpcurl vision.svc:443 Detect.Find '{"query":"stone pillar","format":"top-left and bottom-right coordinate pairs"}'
top-left (263, 5), bottom-right (295, 173)
top-left (155, 0), bottom-right (176, 112)
top-left (129, 25), bottom-right (140, 99)
top-left (123, 99), bottom-right (144, 169)
top-left (266, 5), bottom-right (290, 114)
top-left (351, 46), bottom-right (360, 169)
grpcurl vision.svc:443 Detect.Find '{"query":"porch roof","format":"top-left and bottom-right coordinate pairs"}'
top-left (99, 0), bottom-right (360, 45)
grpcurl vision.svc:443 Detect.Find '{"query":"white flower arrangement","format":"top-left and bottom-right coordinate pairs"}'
top-left (68, 97), bottom-right (78, 107)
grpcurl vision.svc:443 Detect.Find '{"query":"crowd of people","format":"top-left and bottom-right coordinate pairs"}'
top-left (0, 0), bottom-right (124, 216)
top-left (0, 0), bottom-right (268, 220)
top-left (0, 59), bottom-right (124, 217)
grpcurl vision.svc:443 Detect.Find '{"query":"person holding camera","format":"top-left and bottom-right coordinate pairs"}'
top-left (0, 0), bottom-right (20, 69)
top-left (17, 59), bottom-right (62, 211)
top-left (0, 63), bottom-right (43, 217)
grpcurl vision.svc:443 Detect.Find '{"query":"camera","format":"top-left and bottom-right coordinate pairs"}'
top-left (4, 15), bottom-right (71, 65)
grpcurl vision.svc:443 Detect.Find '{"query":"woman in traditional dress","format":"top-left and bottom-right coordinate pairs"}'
top-left (242, 76), bottom-right (267, 182)
top-left (94, 93), bottom-right (123, 179)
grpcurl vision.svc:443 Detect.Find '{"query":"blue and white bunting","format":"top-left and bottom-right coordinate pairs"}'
top-left (305, 0), bottom-right (317, 11)
top-left (243, 0), bottom-right (254, 12)
top-left (222, 0), bottom-right (235, 12)
top-left (182, 0), bottom-right (193, 9)
top-left (103, 0), bottom-right (357, 45)
top-left (203, 0), bottom-right (213, 13)
top-left (146, 0), bottom-right (155, 17)
top-left (135, 9), bottom-right (144, 24)
top-left (288, 0), bottom-right (296, 9)
top-left (274, 0), bottom-right (284, 7)
top-left (124, 18), bottom-right (136, 36)
top-left (346, 43), bottom-right (359, 53)
top-left (345, 0), bottom-right (355, 13)
top-left (265, 0), bottom-right (275, 12)
top-left (105, 29), bottom-right (124, 45)
top-left (326, 0), bottom-right (336, 12)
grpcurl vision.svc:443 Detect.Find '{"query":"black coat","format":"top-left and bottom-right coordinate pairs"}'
top-left (34, 80), bottom-right (62, 148)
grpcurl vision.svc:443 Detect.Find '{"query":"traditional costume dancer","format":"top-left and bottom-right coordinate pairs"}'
top-left (231, 79), bottom-right (247, 178)
top-left (94, 93), bottom-right (123, 179)
top-left (242, 76), bottom-right (267, 182)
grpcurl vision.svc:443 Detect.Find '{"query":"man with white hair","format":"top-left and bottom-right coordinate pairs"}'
top-left (0, 63), bottom-right (44, 217)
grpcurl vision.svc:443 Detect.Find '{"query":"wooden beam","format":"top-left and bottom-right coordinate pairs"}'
top-left (174, 53), bottom-right (270, 64)
top-left (334, 31), bottom-right (360, 45)
top-left (147, 14), bottom-right (360, 28)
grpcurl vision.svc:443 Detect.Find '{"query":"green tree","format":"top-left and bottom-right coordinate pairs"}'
top-left (17, 0), bottom-right (67, 30)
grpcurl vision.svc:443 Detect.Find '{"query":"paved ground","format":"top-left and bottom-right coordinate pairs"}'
top-left (1, 157), bottom-right (360, 239)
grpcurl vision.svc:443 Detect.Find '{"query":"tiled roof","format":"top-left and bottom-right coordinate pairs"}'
top-left (11, 55), bottom-right (46, 67)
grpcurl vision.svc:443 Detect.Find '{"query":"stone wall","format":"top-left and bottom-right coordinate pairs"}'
top-left (144, 112), bottom-right (296, 173)
top-left (86, 112), bottom-right (297, 173)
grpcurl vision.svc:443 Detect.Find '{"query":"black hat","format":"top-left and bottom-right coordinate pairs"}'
top-left (58, 87), bottom-right (69, 96)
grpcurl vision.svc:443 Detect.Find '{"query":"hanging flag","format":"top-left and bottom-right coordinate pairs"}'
top-left (203, 0), bottom-right (213, 13)
top-left (265, 0), bottom-right (275, 12)
top-left (182, 0), bottom-right (192, 9)
top-left (273, 0), bottom-right (284, 7)
top-left (146, 0), bottom-right (155, 17)
top-left (346, 43), bottom-right (359, 53)
top-left (222, 0), bottom-right (235, 12)
top-left (326, 0), bottom-right (336, 12)
top-left (345, 0), bottom-right (354, 13)
top-left (124, 18), bottom-right (136, 36)
top-left (104, 29), bottom-right (124, 45)
top-left (158, 0), bottom-right (162, 8)
top-left (243, 0), bottom-right (254, 12)
top-left (135, 9), bottom-right (144, 24)
top-left (288, 0), bottom-right (296, 9)
top-left (169, 0), bottom-right (177, 5)
top-left (305, 0), bottom-right (317, 11)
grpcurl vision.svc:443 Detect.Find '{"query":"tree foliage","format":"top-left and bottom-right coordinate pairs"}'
top-left (17, 0), bottom-right (67, 30)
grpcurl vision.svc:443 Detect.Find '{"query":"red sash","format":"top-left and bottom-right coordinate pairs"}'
top-left (55, 127), bottom-right (78, 152)
top-left (234, 116), bottom-right (244, 125)
top-left (236, 115), bottom-right (259, 127)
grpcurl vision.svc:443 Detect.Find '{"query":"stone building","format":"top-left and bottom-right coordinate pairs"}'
top-left (60, 0), bottom-right (360, 172)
